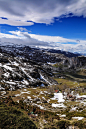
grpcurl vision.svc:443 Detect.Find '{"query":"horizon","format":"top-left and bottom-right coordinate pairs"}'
top-left (0, 0), bottom-right (86, 54)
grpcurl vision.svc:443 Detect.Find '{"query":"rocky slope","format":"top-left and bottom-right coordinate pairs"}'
top-left (0, 44), bottom-right (85, 91)
top-left (0, 52), bottom-right (58, 91)
top-left (0, 44), bottom-right (86, 129)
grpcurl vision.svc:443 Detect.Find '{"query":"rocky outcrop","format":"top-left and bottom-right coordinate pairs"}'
top-left (62, 56), bottom-right (86, 69)
top-left (0, 53), bottom-right (58, 91)
top-left (0, 44), bottom-right (85, 91)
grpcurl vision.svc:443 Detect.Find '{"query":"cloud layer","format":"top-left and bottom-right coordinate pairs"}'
top-left (0, 0), bottom-right (86, 25)
top-left (0, 30), bottom-right (86, 54)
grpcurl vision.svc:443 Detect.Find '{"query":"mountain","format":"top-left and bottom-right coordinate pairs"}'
top-left (47, 49), bottom-right (81, 57)
top-left (0, 44), bottom-right (85, 91)
top-left (0, 44), bottom-right (86, 129)
top-left (0, 43), bottom-right (81, 62)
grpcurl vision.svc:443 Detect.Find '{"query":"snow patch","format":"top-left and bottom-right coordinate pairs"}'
top-left (51, 93), bottom-right (65, 103)
top-left (52, 103), bottom-right (66, 108)
top-left (3, 65), bottom-right (13, 71)
top-left (27, 96), bottom-right (31, 99)
top-left (60, 114), bottom-right (66, 117)
top-left (6, 81), bottom-right (16, 85)
top-left (22, 79), bottom-right (29, 85)
top-left (72, 117), bottom-right (84, 120)
top-left (3, 72), bottom-right (10, 77)
top-left (12, 62), bottom-right (19, 66)
top-left (15, 94), bottom-right (20, 97)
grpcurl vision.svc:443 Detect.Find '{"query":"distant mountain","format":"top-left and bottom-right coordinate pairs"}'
top-left (0, 43), bottom-right (81, 62)
top-left (47, 49), bottom-right (81, 57)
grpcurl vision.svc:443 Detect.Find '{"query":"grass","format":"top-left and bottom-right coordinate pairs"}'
top-left (5, 87), bottom-right (55, 111)
top-left (65, 74), bottom-right (86, 82)
top-left (53, 66), bottom-right (86, 82)
top-left (77, 69), bottom-right (86, 76)
top-left (1, 90), bottom-right (86, 129)
top-left (54, 78), bottom-right (86, 90)
top-left (1, 75), bottom-right (86, 128)
top-left (53, 63), bottom-right (63, 68)
top-left (49, 99), bottom-right (58, 104)
top-left (80, 93), bottom-right (86, 95)
top-left (64, 101), bottom-right (80, 106)
top-left (0, 101), bottom-right (37, 129)
top-left (54, 78), bottom-right (78, 90)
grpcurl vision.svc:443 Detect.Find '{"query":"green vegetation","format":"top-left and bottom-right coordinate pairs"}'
top-left (77, 69), bottom-right (86, 76)
top-left (0, 96), bottom-right (86, 129)
top-left (0, 100), bottom-right (37, 129)
top-left (0, 96), bottom-right (60, 129)
top-left (1, 66), bottom-right (86, 129)
top-left (66, 112), bottom-right (86, 120)
top-left (54, 77), bottom-right (86, 90)
top-left (53, 63), bottom-right (63, 69)
top-left (72, 120), bottom-right (86, 129)
top-left (57, 120), bottom-right (70, 129)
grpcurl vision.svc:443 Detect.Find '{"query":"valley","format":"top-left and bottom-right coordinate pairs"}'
top-left (0, 44), bottom-right (86, 129)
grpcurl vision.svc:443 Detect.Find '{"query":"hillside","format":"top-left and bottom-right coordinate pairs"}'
top-left (0, 44), bottom-right (86, 129)
top-left (0, 97), bottom-right (37, 129)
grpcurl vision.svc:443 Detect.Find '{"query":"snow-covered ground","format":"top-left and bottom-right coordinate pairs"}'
top-left (3, 64), bottom-right (13, 71)
top-left (40, 73), bottom-right (52, 85)
top-left (72, 117), bottom-right (84, 120)
top-left (76, 94), bottom-right (86, 99)
top-left (3, 72), bottom-right (10, 77)
top-left (52, 103), bottom-right (66, 108)
top-left (11, 62), bottom-right (19, 66)
top-left (51, 93), bottom-right (65, 102)
top-left (50, 92), bottom-right (66, 108)
top-left (5, 81), bottom-right (16, 85)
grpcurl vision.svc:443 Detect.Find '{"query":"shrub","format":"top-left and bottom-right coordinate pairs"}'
top-left (57, 120), bottom-right (70, 129)
top-left (72, 120), bottom-right (86, 129)
top-left (0, 102), bottom-right (37, 129)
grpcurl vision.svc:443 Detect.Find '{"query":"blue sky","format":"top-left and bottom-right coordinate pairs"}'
top-left (0, 0), bottom-right (86, 54)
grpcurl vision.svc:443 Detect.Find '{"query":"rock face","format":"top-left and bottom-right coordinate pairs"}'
top-left (0, 44), bottom-right (85, 90)
top-left (47, 49), bottom-right (80, 57)
top-left (0, 44), bottom-right (80, 63)
top-left (0, 68), bottom-right (3, 78)
top-left (63, 56), bottom-right (86, 69)
top-left (0, 52), bottom-right (58, 91)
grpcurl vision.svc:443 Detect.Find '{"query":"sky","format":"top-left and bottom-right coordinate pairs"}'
top-left (0, 0), bottom-right (86, 54)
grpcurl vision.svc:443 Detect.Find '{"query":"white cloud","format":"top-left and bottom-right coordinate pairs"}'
top-left (29, 34), bottom-right (76, 43)
top-left (0, 0), bottom-right (86, 54)
top-left (0, 0), bottom-right (86, 25)
top-left (0, 32), bottom-right (19, 39)
top-left (0, 31), bottom-right (50, 47)
top-left (0, 18), bottom-right (34, 26)
top-left (17, 27), bottom-right (28, 31)
top-left (0, 30), bottom-right (86, 54)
